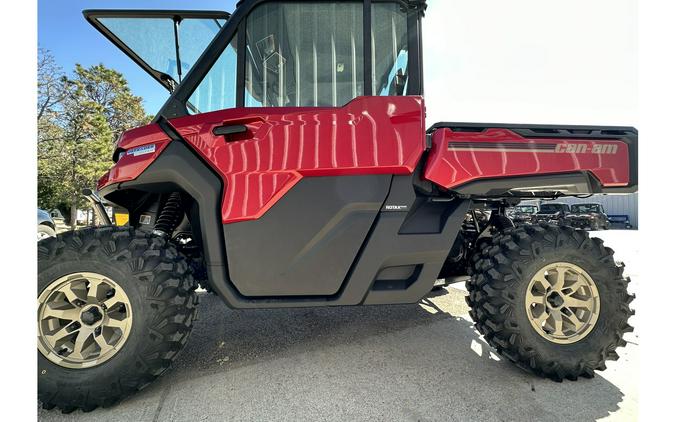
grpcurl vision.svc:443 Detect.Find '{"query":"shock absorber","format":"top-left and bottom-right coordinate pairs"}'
top-left (153, 192), bottom-right (183, 238)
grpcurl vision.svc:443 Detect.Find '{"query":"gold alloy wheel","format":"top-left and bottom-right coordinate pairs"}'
top-left (38, 273), bottom-right (133, 368)
top-left (525, 262), bottom-right (600, 344)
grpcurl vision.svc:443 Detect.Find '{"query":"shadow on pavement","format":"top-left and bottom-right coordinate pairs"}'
top-left (39, 288), bottom-right (627, 421)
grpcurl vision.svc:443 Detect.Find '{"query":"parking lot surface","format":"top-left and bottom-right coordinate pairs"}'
top-left (39, 230), bottom-right (639, 421)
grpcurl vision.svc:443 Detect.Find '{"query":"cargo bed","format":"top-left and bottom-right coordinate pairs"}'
top-left (424, 122), bottom-right (638, 197)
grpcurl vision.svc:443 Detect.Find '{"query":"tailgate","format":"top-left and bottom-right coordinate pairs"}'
top-left (424, 123), bottom-right (637, 197)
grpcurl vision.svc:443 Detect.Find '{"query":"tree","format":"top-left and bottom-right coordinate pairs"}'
top-left (37, 58), bottom-right (149, 228)
top-left (38, 48), bottom-right (70, 123)
top-left (37, 49), bottom-right (70, 215)
top-left (72, 64), bottom-right (151, 140)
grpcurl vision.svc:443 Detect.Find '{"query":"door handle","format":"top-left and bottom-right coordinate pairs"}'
top-left (213, 124), bottom-right (248, 137)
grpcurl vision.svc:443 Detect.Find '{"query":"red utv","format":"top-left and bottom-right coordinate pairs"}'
top-left (37, 1), bottom-right (636, 412)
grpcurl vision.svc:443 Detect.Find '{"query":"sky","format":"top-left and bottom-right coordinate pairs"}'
top-left (423, 0), bottom-right (637, 126)
top-left (38, 0), bottom-right (637, 125)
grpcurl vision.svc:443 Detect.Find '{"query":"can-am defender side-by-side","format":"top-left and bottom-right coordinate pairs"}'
top-left (532, 202), bottom-right (572, 226)
top-left (37, 1), bottom-right (636, 412)
top-left (508, 204), bottom-right (539, 226)
top-left (567, 203), bottom-right (612, 231)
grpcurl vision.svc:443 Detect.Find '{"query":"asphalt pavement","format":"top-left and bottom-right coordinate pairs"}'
top-left (38, 230), bottom-right (639, 421)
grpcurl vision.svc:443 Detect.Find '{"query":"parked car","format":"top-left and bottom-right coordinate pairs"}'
top-left (509, 204), bottom-right (539, 225)
top-left (608, 214), bottom-right (634, 229)
top-left (37, 209), bottom-right (56, 240)
top-left (48, 208), bottom-right (67, 229)
top-left (567, 203), bottom-right (611, 231)
top-left (531, 203), bottom-right (571, 225)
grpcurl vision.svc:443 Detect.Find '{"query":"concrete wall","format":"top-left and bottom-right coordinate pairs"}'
top-left (521, 193), bottom-right (638, 228)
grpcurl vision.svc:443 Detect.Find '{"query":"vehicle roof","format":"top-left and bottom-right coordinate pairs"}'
top-left (234, 0), bottom-right (428, 9)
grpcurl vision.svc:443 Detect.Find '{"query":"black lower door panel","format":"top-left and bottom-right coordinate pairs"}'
top-left (223, 175), bottom-right (391, 296)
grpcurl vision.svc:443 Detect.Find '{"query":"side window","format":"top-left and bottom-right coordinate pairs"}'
top-left (187, 33), bottom-right (238, 113)
top-left (372, 3), bottom-right (409, 96)
top-left (245, 2), bottom-right (364, 107)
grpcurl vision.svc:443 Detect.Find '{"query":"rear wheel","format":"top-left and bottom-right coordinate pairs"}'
top-left (466, 224), bottom-right (634, 381)
top-left (38, 227), bottom-right (198, 412)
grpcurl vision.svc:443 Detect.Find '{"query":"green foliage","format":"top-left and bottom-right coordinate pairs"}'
top-left (71, 64), bottom-right (151, 139)
top-left (37, 49), bottom-right (149, 219)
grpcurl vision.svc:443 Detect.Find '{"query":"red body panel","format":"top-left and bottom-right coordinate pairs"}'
top-left (424, 128), bottom-right (630, 190)
top-left (168, 96), bottom-right (426, 224)
top-left (97, 124), bottom-right (171, 190)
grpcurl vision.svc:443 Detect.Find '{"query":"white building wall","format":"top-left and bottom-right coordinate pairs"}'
top-left (521, 193), bottom-right (638, 228)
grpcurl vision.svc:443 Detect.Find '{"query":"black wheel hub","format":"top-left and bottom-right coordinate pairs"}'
top-left (546, 291), bottom-right (565, 308)
top-left (81, 306), bottom-right (103, 326)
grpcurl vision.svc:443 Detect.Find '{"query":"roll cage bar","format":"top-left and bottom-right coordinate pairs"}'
top-left (156, 0), bottom-right (428, 120)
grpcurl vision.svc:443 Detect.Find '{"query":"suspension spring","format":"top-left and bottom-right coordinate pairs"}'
top-left (153, 192), bottom-right (183, 237)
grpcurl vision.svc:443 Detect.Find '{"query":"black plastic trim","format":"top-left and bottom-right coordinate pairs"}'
top-left (235, 19), bottom-right (246, 108)
top-left (223, 175), bottom-right (391, 297)
top-left (363, 0), bottom-right (373, 96)
top-left (213, 124), bottom-right (248, 136)
top-left (449, 172), bottom-right (608, 197)
top-left (429, 122), bottom-right (638, 138)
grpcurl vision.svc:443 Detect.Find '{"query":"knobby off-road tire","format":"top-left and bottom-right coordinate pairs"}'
top-left (38, 226), bottom-right (198, 412)
top-left (466, 223), bottom-right (634, 381)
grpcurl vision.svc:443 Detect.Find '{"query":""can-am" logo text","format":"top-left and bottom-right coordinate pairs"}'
top-left (555, 144), bottom-right (618, 154)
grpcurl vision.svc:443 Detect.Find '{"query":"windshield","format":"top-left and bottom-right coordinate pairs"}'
top-left (540, 204), bottom-right (564, 213)
top-left (86, 11), bottom-right (228, 94)
top-left (98, 16), bottom-right (224, 85)
top-left (571, 204), bottom-right (602, 213)
top-left (516, 206), bottom-right (536, 214)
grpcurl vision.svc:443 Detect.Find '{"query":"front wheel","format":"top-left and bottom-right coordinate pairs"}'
top-left (37, 227), bottom-right (198, 412)
top-left (466, 224), bottom-right (634, 381)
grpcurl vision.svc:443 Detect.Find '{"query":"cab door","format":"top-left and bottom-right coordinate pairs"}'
top-left (166, 1), bottom-right (426, 297)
